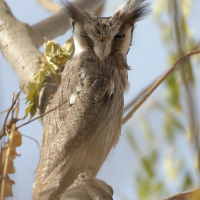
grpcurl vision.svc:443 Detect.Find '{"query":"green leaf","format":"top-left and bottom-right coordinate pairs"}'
top-left (140, 151), bottom-right (157, 178)
top-left (126, 129), bottom-right (139, 151)
top-left (139, 116), bottom-right (154, 141)
top-left (165, 73), bottom-right (181, 110)
top-left (182, 173), bottom-right (192, 190)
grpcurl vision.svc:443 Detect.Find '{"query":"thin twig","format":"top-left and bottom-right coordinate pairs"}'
top-left (1, 97), bottom-right (20, 200)
top-left (21, 134), bottom-right (40, 149)
top-left (161, 188), bottom-right (200, 200)
top-left (124, 82), bottom-right (153, 113)
top-left (0, 109), bottom-right (10, 115)
top-left (122, 49), bottom-right (200, 125)
top-left (21, 134), bottom-right (41, 173)
top-left (16, 98), bottom-right (69, 129)
top-left (0, 91), bottom-right (21, 139)
top-left (3, 91), bottom-right (21, 130)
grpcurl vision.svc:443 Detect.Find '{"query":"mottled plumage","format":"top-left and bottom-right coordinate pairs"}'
top-left (33, 1), bottom-right (149, 199)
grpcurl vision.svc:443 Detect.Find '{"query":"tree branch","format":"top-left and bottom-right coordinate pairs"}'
top-left (124, 83), bottom-right (152, 113)
top-left (0, 91), bottom-right (21, 139)
top-left (0, 0), bottom-right (105, 91)
top-left (31, 0), bottom-right (106, 47)
top-left (123, 49), bottom-right (200, 125)
top-left (37, 0), bottom-right (60, 12)
top-left (0, 1), bottom-right (42, 91)
top-left (161, 188), bottom-right (200, 200)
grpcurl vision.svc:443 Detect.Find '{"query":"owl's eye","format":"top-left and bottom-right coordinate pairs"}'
top-left (70, 20), bottom-right (75, 31)
top-left (80, 35), bottom-right (90, 39)
top-left (114, 34), bottom-right (125, 39)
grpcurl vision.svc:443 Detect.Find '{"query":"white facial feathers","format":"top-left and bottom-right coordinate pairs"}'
top-left (68, 0), bottom-right (149, 58)
top-left (73, 29), bottom-right (85, 56)
top-left (120, 27), bottom-right (132, 55)
top-left (93, 40), bottom-right (111, 60)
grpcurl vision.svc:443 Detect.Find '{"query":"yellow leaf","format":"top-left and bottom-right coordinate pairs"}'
top-left (154, 0), bottom-right (166, 17)
top-left (181, 0), bottom-right (192, 17)
top-left (164, 150), bottom-right (183, 179)
top-left (25, 38), bottom-right (73, 118)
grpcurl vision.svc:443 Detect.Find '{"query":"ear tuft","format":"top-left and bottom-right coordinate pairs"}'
top-left (131, 0), bottom-right (150, 22)
top-left (61, 1), bottom-right (83, 21)
top-left (114, 0), bottom-right (150, 24)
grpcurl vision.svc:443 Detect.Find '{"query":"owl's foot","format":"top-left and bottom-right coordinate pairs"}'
top-left (61, 171), bottom-right (113, 200)
top-left (83, 172), bottom-right (113, 200)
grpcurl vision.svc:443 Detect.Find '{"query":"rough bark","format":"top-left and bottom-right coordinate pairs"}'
top-left (0, 0), bottom-right (105, 90)
top-left (0, 1), bottom-right (41, 91)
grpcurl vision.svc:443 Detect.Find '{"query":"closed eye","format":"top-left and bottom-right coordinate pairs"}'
top-left (71, 21), bottom-right (75, 29)
top-left (114, 34), bottom-right (125, 39)
top-left (80, 35), bottom-right (90, 39)
top-left (80, 35), bottom-right (93, 48)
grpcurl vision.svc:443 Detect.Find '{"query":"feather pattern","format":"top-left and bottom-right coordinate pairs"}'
top-left (33, 1), bottom-right (149, 199)
top-left (33, 52), bottom-right (128, 199)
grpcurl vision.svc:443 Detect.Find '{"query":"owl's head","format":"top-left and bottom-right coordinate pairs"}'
top-left (63, 0), bottom-right (149, 60)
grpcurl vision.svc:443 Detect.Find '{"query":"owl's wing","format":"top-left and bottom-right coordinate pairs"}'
top-left (53, 55), bottom-right (113, 153)
top-left (33, 55), bottom-right (116, 199)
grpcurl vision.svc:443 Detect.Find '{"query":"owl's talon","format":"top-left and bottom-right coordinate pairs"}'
top-left (90, 179), bottom-right (113, 198)
top-left (84, 177), bottom-right (113, 200)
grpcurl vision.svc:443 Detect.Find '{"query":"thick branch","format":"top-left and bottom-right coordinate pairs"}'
top-left (0, 1), bottom-right (41, 91)
top-left (31, 0), bottom-right (106, 47)
top-left (161, 188), bottom-right (200, 200)
top-left (0, 0), bottom-right (105, 91)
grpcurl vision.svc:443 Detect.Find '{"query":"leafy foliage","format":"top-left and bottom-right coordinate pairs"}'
top-left (126, 0), bottom-right (200, 199)
top-left (25, 38), bottom-right (73, 118)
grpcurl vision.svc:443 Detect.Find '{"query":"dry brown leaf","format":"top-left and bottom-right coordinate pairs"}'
top-left (0, 175), bottom-right (15, 197)
top-left (0, 128), bottom-right (22, 199)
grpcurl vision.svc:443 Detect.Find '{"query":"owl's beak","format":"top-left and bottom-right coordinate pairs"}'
top-left (94, 41), bottom-right (111, 60)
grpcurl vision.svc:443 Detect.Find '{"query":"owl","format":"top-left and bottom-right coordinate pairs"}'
top-left (33, 0), bottom-right (149, 199)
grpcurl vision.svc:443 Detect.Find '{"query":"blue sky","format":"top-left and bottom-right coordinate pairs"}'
top-left (1, 0), bottom-right (200, 200)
